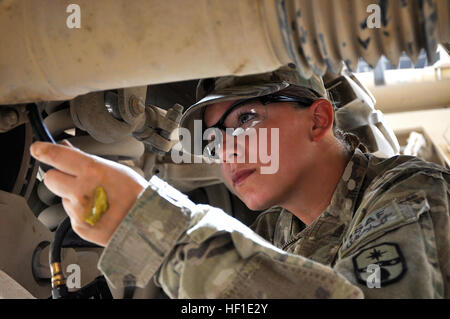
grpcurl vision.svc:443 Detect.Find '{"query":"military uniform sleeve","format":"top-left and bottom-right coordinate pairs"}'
top-left (334, 166), bottom-right (450, 298)
top-left (98, 176), bottom-right (363, 298)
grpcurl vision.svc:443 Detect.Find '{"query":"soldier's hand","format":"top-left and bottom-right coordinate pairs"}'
top-left (30, 141), bottom-right (149, 246)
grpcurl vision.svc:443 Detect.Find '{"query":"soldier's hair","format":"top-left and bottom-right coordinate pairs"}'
top-left (274, 85), bottom-right (364, 152)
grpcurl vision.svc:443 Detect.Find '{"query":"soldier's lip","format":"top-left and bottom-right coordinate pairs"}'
top-left (232, 169), bottom-right (256, 186)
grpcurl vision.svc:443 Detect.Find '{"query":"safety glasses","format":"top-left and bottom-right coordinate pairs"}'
top-left (203, 94), bottom-right (316, 159)
top-left (207, 95), bottom-right (315, 133)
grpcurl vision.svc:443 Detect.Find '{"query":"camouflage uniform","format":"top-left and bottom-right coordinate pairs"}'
top-left (98, 140), bottom-right (449, 298)
top-left (97, 65), bottom-right (450, 298)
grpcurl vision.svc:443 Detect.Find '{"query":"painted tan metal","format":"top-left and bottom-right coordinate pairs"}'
top-left (43, 108), bottom-right (74, 137)
top-left (1, 0), bottom-right (449, 104)
top-left (0, 0), bottom-right (288, 104)
top-left (0, 190), bottom-right (106, 298)
top-left (356, 64), bottom-right (450, 113)
top-left (385, 109), bottom-right (450, 166)
top-left (37, 182), bottom-right (58, 206)
top-left (0, 270), bottom-right (35, 299)
top-left (0, 190), bottom-right (54, 298)
top-left (154, 160), bottom-right (223, 193)
top-left (68, 135), bottom-right (145, 159)
top-left (362, 79), bottom-right (450, 113)
top-left (38, 204), bottom-right (67, 230)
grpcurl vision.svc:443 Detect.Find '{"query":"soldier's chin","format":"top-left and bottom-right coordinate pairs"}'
top-left (241, 194), bottom-right (271, 212)
top-left (223, 179), bottom-right (270, 211)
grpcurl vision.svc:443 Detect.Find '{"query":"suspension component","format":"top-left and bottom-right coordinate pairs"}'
top-left (133, 103), bottom-right (184, 155)
top-left (0, 105), bottom-right (28, 133)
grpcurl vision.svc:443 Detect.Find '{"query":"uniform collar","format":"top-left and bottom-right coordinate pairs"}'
top-left (274, 146), bottom-right (370, 248)
top-left (326, 147), bottom-right (369, 223)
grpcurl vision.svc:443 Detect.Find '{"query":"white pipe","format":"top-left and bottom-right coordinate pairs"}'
top-left (355, 65), bottom-right (450, 113)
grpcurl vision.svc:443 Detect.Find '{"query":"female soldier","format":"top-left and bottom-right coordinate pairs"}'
top-left (31, 65), bottom-right (449, 298)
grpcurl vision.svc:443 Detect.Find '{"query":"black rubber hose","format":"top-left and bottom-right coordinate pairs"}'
top-left (26, 103), bottom-right (55, 144)
top-left (49, 216), bottom-right (71, 264)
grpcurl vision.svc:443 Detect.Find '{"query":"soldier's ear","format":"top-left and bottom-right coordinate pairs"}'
top-left (309, 99), bottom-right (334, 142)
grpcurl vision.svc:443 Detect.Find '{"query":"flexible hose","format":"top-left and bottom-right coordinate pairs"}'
top-left (26, 103), bottom-right (55, 144)
top-left (49, 216), bottom-right (71, 298)
top-left (48, 217), bottom-right (112, 299)
top-left (49, 216), bottom-right (71, 265)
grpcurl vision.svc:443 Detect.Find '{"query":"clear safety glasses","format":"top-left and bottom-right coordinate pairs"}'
top-left (203, 94), bottom-right (316, 159)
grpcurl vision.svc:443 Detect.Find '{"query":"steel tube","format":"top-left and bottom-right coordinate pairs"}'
top-left (0, 0), bottom-right (288, 104)
top-left (1, 0), bottom-right (449, 104)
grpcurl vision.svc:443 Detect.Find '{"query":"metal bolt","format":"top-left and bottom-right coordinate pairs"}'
top-left (166, 103), bottom-right (184, 123)
top-left (1, 109), bottom-right (19, 127)
top-left (129, 96), bottom-right (145, 116)
top-left (5, 110), bottom-right (18, 126)
top-left (172, 103), bottom-right (184, 113)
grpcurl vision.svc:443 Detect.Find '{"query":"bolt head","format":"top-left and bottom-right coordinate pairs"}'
top-left (3, 110), bottom-right (18, 126)
top-left (129, 96), bottom-right (145, 116)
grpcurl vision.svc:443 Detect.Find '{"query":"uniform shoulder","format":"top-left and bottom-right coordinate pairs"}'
top-left (336, 156), bottom-right (449, 297)
top-left (340, 154), bottom-right (449, 257)
top-left (367, 153), bottom-right (447, 175)
top-left (364, 154), bottom-right (449, 194)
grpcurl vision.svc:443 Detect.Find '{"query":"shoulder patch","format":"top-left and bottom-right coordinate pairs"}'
top-left (340, 193), bottom-right (429, 256)
top-left (352, 243), bottom-right (407, 287)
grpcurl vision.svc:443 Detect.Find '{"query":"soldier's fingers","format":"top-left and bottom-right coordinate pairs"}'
top-left (30, 141), bottom-right (92, 176)
top-left (43, 169), bottom-right (78, 201)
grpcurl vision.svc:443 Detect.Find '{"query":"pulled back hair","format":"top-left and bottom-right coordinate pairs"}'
top-left (273, 85), bottom-right (367, 153)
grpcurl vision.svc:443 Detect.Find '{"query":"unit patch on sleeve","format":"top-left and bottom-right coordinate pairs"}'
top-left (352, 243), bottom-right (407, 287)
top-left (341, 194), bottom-right (429, 256)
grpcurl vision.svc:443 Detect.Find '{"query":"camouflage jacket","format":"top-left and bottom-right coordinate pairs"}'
top-left (98, 147), bottom-right (449, 298)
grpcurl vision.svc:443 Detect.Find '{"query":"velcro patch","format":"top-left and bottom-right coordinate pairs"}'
top-left (340, 193), bottom-right (429, 256)
top-left (352, 243), bottom-right (406, 287)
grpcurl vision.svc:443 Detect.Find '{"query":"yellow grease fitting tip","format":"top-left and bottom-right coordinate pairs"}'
top-left (85, 186), bottom-right (109, 226)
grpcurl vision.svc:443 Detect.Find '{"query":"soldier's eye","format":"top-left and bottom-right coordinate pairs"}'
top-left (237, 112), bottom-right (256, 126)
